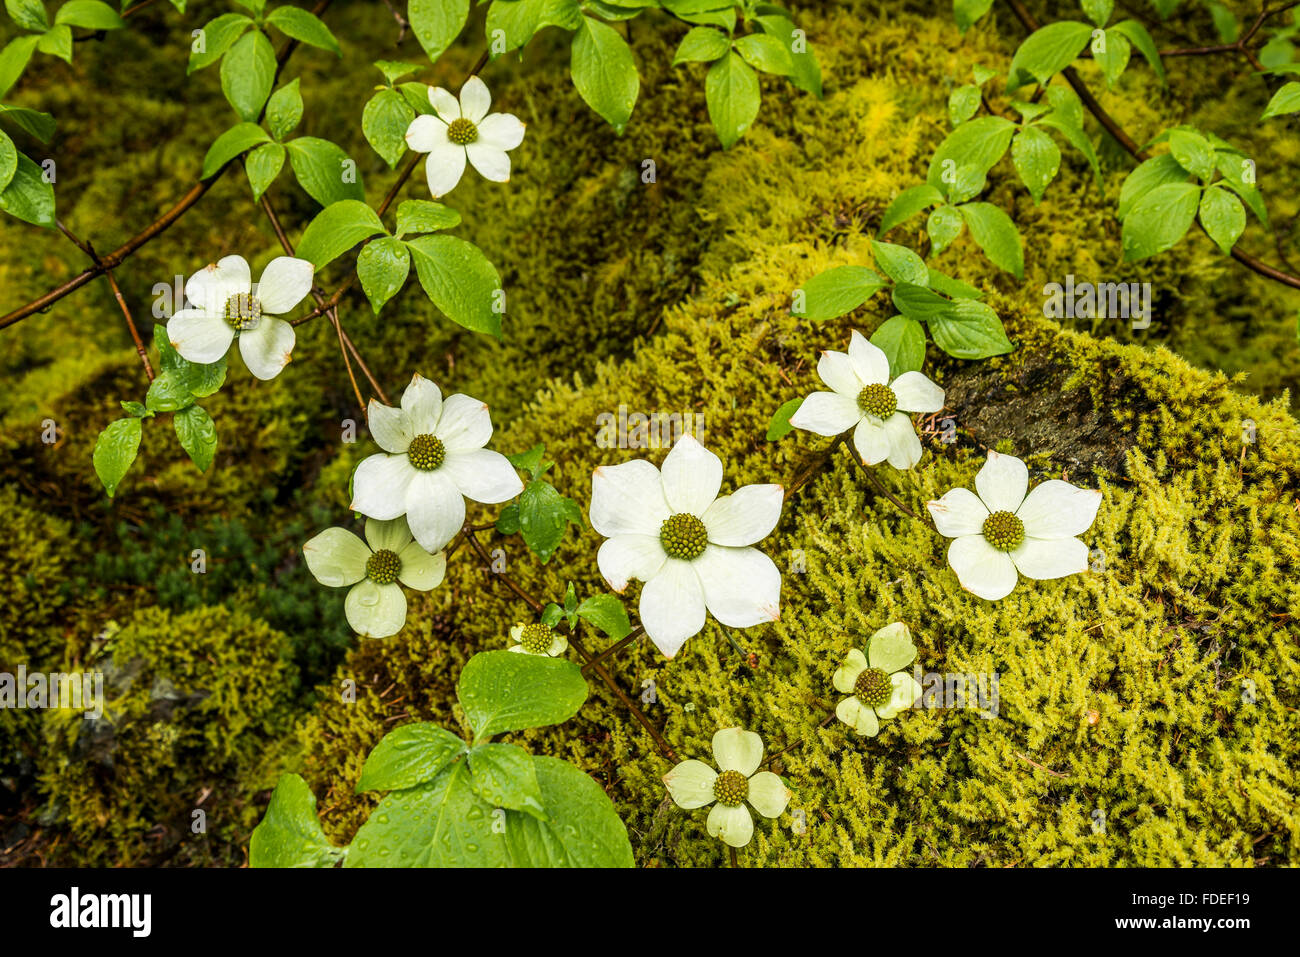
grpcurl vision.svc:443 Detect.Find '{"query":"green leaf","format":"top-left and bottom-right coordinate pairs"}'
top-left (1007, 21), bottom-right (1093, 92)
top-left (265, 5), bottom-right (340, 55)
top-left (958, 201), bottom-right (1024, 277)
top-left (1111, 19), bottom-right (1165, 86)
top-left (373, 59), bottom-right (423, 84)
top-left (296, 199), bottom-right (386, 269)
top-left (1122, 181), bottom-right (1200, 260)
top-left (36, 25), bottom-right (72, 64)
top-left (880, 184), bottom-right (943, 233)
top-left (1082, 0), bottom-right (1113, 27)
top-left (1117, 152), bottom-right (1187, 219)
top-left (926, 205), bottom-right (964, 255)
top-left (926, 115), bottom-right (1015, 203)
top-left (356, 722), bottom-right (467, 792)
top-left (766, 396), bottom-right (803, 440)
top-left (174, 404), bottom-right (217, 472)
top-left (892, 282), bottom-right (951, 321)
top-left (571, 16), bottom-right (639, 134)
top-left (457, 650), bottom-right (588, 742)
top-left (1214, 151), bottom-right (1267, 225)
top-left (362, 88), bottom-right (414, 168)
top-left (793, 265), bottom-right (885, 321)
top-left (485, 0), bottom-right (581, 59)
top-left (1261, 81), bottom-right (1300, 119)
top-left (1038, 116), bottom-right (1101, 187)
top-left (0, 132), bottom-right (17, 193)
top-left (674, 25), bottom-right (729, 64)
top-left (735, 32), bottom-right (794, 75)
top-left (1167, 128), bottom-right (1215, 181)
top-left (356, 237), bottom-right (411, 314)
top-left (501, 756), bottom-right (634, 867)
top-left (468, 743), bottom-right (545, 818)
top-left (0, 103), bottom-right (55, 141)
top-left (1093, 28), bottom-right (1130, 90)
top-left (953, 0), bottom-right (994, 33)
top-left (395, 199), bottom-right (461, 237)
top-left (0, 151), bottom-right (54, 227)
top-left (948, 84), bottom-right (981, 126)
top-left (220, 29), bottom-right (276, 122)
top-left (154, 321), bottom-right (227, 399)
top-left (928, 268), bottom-right (983, 300)
top-left (286, 136), bottom-right (365, 206)
top-left (496, 503), bottom-right (521, 536)
top-left (870, 315), bottom-right (926, 374)
top-left (5, 0), bottom-right (48, 31)
top-left (1011, 125), bottom-right (1060, 203)
top-left (755, 13), bottom-right (821, 97)
top-left (518, 478), bottom-right (580, 563)
top-left (705, 51), bottom-right (759, 149)
top-left (871, 239), bottom-right (929, 286)
top-left (409, 0), bottom-right (469, 64)
top-left (506, 442), bottom-right (550, 479)
top-left (0, 35), bottom-right (41, 99)
top-left (575, 593), bottom-right (631, 640)
top-left (1198, 185), bottom-right (1245, 255)
top-left (120, 400), bottom-right (150, 418)
top-left (928, 298), bottom-right (1013, 360)
top-left (249, 774), bottom-right (345, 868)
top-left (93, 417), bottom-right (142, 498)
top-left (244, 141), bottom-right (284, 200)
top-left (265, 78), bottom-right (303, 141)
top-left (54, 0), bottom-right (125, 29)
top-left (201, 122), bottom-right (271, 179)
top-left (145, 371), bottom-right (194, 413)
top-left (188, 13), bottom-right (251, 74)
top-left (406, 234), bottom-right (503, 337)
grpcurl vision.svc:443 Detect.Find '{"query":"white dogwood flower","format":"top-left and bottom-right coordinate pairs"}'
top-left (590, 434), bottom-right (783, 658)
top-left (833, 622), bottom-right (923, 737)
top-left (351, 374), bottom-right (523, 554)
top-left (302, 517), bottom-right (445, 638)
top-left (167, 254), bottom-right (313, 380)
top-left (404, 76), bottom-right (525, 198)
top-left (789, 329), bottom-right (944, 469)
top-left (509, 621), bottom-right (567, 657)
top-left (927, 451), bottom-right (1102, 601)
top-left (663, 728), bottom-right (792, 848)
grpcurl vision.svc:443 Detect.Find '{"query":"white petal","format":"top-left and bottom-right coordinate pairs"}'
top-left (404, 470), bottom-right (465, 553)
top-left (427, 86), bottom-right (460, 119)
top-left (477, 112), bottom-right (525, 150)
top-left (459, 75), bottom-right (491, 123)
top-left (466, 142), bottom-right (510, 182)
top-left (848, 329), bottom-right (891, 384)
top-left (639, 559), bottom-right (706, 658)
top-left (238, 317), bottom-right (295, 380)
top-left (882, 412), bottom-right (923, 469)
top-left (405, 113), bottom-right (448, 152)
top-left (424, 141), bottom-right (466, 198)
top-left (590, 459), bottom-right (670, 537)
top-left (302, 527), bottom-right (369, 586)
top-left (401, 374), bottom-right (443, 435)
top-left (788, 391), bottom-right (860, 436)
top-left (441, 448), bottom-right (522, 504)
top-left (660, 434), bottom-right (722, 515)
top-left (816, 348), bottom-right (863, 396)
top-left (877, 672), bottom-right (923, 720)
top-left (947, 534), bottom-right (1018, 601)
top-left (255, 256), bottom-right (313, 314)
top-left (351, 454), bottom-right (416, 520)
top-left (1010, 536), bottom-right (1089, 580)
top-left (832, 648), bottom-right (869, 693)
top-left (976, 450), bottom-right (1028, 514)
top-left (836, 696), bottom-right (879, 735)
top-left (344, 580), bottom-right (407, 638)
top-left (702, 484), bottom-right (783, 547)
top-left (396, 540), bottom-right (446, 591)
top-left (852, 416), bottom-right (890, 465)
top-left (364, 517), bottom-right (412, 553)
top-left (1016, 481), bottom-right (1102, 539)
top-left (927, 487), bottom-right (988, 538)
top-left (891, 370), bottom-right (944, 413)
top-left (367, 399), bottom-right (413, 454)
top-left (545, 635), bottom-right (568, 657)
top-left (707, 802), bottom-right (754, 847)
top-left (434, 392), bottom-right (492, 452)
top-left (597, 535), bottom-right (667, 592)
top-left (746, 771), bottom-right (791, 819)
top-left (712, 728), bottom-right (764, 776)
top-left (867, 622), bottom-right (916, 673)
top-left (694, 545), bottom-right (781, 628)
top-left (662, 759), bottom-right (718, 809)
top-left (185, 255), bottom-right (251, 314)
top-left (168, 309), bottom-right (234, 365)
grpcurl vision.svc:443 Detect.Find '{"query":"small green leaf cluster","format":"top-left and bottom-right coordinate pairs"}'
top-left (495, 444), bottom-right (584, 563)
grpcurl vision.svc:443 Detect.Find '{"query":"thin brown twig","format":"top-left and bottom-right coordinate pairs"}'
top-left (580, 625), bottom-right (645, 674)
top-left (842, 443), bottom-right (920, 519)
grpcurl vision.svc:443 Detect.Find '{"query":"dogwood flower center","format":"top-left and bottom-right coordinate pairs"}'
top-left (659, 513), bottom-right (708, 561)
top-left (519, 623), bottom-right (554, 654)
top-left (857, 382), bottom-right (898, 419)
top-left (713, 769), bottom-right (748, 807)
top-left (407, 434), bottom-right (446, 471)
top-left (854, 667), bottom-right (892, 707)
top-left (982, 510), bottom-right (1025, 551)
top-left (446, 117), bottom-right (478, 145)
top-left (224, 293), bottom-right (262, 332)
top-left (366, 548), bottom-right (401, 585)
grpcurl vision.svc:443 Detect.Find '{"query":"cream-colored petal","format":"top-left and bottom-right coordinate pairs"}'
top-left (364, 516), bottom-right (413, 553)
top-left (344, 580), bottom-right (407, 638)
top-left (712, 728), bottom-right (763, 777)
top-left (847, 329), bottom-right (891, 385)
top-left (396, 541), bottom-right (445, 591)
top-left (876, 672), bottom-right (923, 720)
top-left (975, 450), bottom-right (1029, 513)
top-left (836, 696), bottom-right (880, 736)
top-left (662, 759), bottom-right (718, 809)
top-left (832, 647), bottom-right (869, 693)
top-left (302, 527), bottom-right (369, 587)
top-left (706, 802), bottom-right (754, 847)
top-left (867, 622), bottom-right (916, 673)
top-left (746, 771), bottom-right (792, 818)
